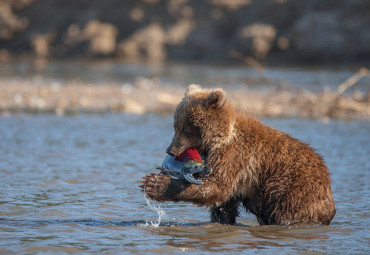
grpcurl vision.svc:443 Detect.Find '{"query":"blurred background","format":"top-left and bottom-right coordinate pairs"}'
top-left (0, 0), bottom-right (370, 119)
top-left (0, 0), bottom-right (370, 62)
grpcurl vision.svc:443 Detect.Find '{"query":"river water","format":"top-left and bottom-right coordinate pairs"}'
top-left (0, 113), bottom-right (369, 254)
top-left (1, 59), bottom-right (369, 93)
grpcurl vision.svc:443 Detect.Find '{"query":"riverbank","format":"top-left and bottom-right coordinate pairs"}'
top-left (1, 68), bottom-right (369, 120)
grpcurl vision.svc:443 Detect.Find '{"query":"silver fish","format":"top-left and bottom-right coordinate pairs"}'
top-left (157, 155), bottom-right (211, 185)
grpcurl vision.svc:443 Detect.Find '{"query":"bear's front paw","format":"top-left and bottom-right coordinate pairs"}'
top-left (140, 173), bottom-right (172, 201)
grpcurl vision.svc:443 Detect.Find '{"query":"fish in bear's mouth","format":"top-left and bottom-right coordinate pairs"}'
top-left (157, 147), bottom-right (211, 185)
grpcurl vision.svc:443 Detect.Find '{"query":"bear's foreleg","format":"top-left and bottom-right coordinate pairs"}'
top-left (210, 197), bottom-right (240, 225)
top-left (141, 173), bottom-right (233, 207)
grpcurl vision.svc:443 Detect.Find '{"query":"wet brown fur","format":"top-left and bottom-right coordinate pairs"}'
top-left (142, 85), bottom-right (336, 225)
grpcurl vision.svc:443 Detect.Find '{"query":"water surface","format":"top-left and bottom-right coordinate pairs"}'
top-left (0, 114), bottom-right (369, 254)
top-left (1, 59), bottom-right (368, 93)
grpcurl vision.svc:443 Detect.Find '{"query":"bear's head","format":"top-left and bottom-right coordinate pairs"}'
top-left (166, 84), bottom-right (236, 158)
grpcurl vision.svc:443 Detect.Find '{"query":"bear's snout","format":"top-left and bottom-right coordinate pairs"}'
top-left (167, 140), bottom-right (183, 157)
top-left (166, 144), bottom-right (175, 157)
top-left (166, 137), bottom-right (189, 158)
top-left (166, 143), bottom-right (186, 157)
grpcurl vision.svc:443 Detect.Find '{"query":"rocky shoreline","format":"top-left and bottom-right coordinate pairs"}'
top-left (1, 68), bottom-right (369, 120)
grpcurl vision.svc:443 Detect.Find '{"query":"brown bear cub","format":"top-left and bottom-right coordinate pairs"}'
top-left (141, 85), bottom-right (336, 225)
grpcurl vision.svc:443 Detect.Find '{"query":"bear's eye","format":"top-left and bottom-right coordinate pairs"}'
top-left (183, 126), bottom-right (190, 133)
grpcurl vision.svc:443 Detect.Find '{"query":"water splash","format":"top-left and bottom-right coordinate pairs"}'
top-left (143, 194), bottom-right (167, 227)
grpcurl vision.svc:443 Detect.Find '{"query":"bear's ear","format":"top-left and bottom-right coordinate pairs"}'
top-left (186, 84), bottom-right (201, 95)
top-left (204, 89), bottom-right (225, 109)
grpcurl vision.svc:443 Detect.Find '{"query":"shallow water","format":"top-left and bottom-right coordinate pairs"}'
top-left (1, 59), bottom-right (369, 93)
top-left (0, 113), bottom-right (369, 254)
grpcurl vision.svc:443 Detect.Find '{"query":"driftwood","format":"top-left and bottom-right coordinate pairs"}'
top-left (335, 68), bottom-right (369, 96)
top-left (314, 68), bottom-right (369, 119)
top-left (0, 68), bottom-right (369, 120)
